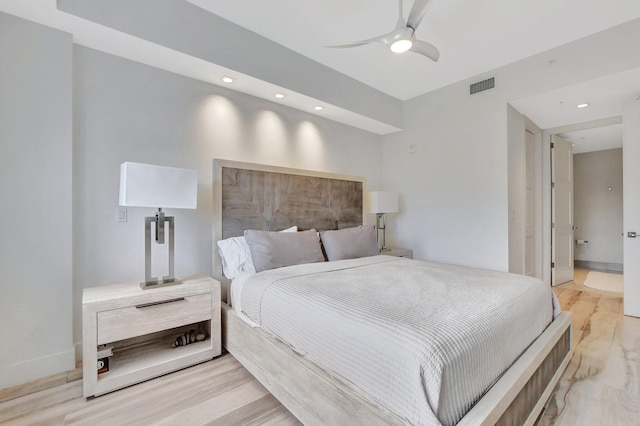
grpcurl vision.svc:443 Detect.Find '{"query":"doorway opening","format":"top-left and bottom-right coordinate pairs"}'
top-left (551, 124), bottom-right (623, 294)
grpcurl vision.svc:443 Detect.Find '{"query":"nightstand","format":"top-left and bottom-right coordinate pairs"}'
top-left (381, 247), bottom-right (413, 259)
top-left (82, 275), bottom-right (221, 397)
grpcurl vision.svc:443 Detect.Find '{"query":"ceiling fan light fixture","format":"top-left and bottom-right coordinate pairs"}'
top-left (390, 38), bottom-right (413, 53)
top-left (326, 1), bottom-right (438, 62)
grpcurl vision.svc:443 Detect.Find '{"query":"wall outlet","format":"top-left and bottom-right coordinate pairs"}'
top-left (118, 207), bottom-right (127, 222)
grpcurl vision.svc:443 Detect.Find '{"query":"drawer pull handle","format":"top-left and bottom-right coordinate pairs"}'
top-left (135, 297), bottom-right (185, 309)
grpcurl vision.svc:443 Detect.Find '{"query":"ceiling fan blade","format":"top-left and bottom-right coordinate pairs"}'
top-left (326, 32), bottom-right (393, 49)
top-left (395, 0), bottom-right (406, 27)
top-left (407, 0), bottom-right (434, 30)
top-left (410, 40), bottom-right (440, 62)
top-left (326, 41), bottom-right (373, 49)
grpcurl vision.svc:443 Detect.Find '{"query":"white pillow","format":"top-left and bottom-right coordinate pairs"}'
top-left (217, 226), bottom-right (297, 279)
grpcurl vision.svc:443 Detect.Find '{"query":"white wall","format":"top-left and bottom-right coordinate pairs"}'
top-left (507, 106), bottom-right (526, 273)
top-left (573, 149), bottom-right (623, 267)
top-left (72, 46), bottom-right (383, 351)
top-left (0, 13), bottom-right (75, 388)
top-left (381, 84), bottom-right (510, 270)
top-left (382, 19), bottom-right (640, 272)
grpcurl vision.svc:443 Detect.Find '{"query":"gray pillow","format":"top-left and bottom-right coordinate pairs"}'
top-left (244, 228), bottom-right (325, 272)
top-left (319, 225), bottom-right (379, 261)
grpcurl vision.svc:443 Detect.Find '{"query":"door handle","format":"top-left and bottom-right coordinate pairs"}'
top-left (628, 232), bottom-right (637, 238)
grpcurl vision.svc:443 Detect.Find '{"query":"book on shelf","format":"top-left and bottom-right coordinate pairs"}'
top-left (97, 343), bottom-right (113, 359)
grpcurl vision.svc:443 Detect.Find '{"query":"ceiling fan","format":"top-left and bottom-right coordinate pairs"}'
top-left (327, 0), bottom-right (440, 62)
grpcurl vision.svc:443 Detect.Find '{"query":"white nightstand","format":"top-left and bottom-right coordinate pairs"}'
top-left (82, 275), bottom-right (221, 397)
top-left (381, 247), bottom-right (413, 259)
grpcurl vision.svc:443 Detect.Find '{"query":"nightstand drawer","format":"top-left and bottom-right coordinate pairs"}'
top-left (97, 292), bottom-right (212, 344)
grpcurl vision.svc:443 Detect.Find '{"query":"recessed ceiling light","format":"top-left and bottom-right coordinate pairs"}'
top-left (274, 93), bottom-right (285, 99)
top-left (576, 103), bottom-right (590, 108)
top-left (221, 76), bottom-right (234, 83)
top-left (314, 106), bottom-right (324, 111)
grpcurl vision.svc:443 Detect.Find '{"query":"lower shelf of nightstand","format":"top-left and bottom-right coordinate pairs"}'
top-left (94, 338), bottom-right (216, 396)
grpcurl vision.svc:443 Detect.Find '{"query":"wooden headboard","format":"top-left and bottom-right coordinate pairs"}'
top-left (212, 159), bottom-right (366, 297)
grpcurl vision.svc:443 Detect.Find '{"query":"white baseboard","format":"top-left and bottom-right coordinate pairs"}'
top-left (574, 260), bottom-right (623, 273)
top-left (0, 348), bottom-right (75, 390)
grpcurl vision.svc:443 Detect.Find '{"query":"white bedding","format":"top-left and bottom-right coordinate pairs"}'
top-left (233, 255), bottom-right (558, 426)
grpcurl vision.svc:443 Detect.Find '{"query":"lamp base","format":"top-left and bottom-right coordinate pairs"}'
top-left (142, 211), bottom-right (181, 290)
top-left (140, 278), bottom-right (182, 290)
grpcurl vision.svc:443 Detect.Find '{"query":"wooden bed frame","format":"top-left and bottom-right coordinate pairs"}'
top-left (212, 159), bottom-right (573, 425)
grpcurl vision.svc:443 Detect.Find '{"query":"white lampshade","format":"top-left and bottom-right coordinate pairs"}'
top-left (119, 162), bottom-right (197, 209)
top-left (368, 191), bottom-right (398, 214)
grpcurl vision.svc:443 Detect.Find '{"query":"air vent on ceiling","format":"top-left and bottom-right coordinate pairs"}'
top-left (470, 77), bottom-right (495, 95)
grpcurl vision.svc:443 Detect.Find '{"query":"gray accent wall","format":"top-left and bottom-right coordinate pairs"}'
top-left (573, 148), bottom-right (623, 268)
top-left (0, 12), bottom-right (75, 388)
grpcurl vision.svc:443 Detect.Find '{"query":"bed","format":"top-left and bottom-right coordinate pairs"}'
top-left (212, 159), bottom-right (572, 426)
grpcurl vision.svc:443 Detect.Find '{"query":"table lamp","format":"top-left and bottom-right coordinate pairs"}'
top-left (119, 162), bottom-right (197, 289)
top-left (368, 191), bottom-right (398, 252)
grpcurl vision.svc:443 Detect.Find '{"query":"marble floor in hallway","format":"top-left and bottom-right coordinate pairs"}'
top-left (538, 268), bottom-right (640, 425)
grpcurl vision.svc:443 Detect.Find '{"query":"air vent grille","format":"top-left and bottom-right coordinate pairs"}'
top-left (470, 77), bottom-right (495, 95)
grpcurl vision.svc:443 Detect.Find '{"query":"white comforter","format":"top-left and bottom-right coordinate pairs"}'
top-left (233, 256), bottom-right (557, 426)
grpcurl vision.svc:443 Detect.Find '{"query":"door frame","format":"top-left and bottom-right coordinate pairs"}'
top-left (541, 116), bottom-right (623, 286)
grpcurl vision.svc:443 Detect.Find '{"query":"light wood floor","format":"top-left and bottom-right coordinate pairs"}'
top-left (1, 268), bottom-right (638, 425)
top-left (0, 354), bottom-right (300, 426)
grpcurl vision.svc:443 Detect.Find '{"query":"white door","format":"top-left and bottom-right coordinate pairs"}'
top-left (524, 130), bottom-right (535, 276)
top-left (624, 100), bottom-right (640, 317)
top-left (551, 135), bottom-right (574, 285)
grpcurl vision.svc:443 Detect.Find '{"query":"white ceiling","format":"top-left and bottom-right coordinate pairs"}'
top-left (2, 0), bottom-right (640, 137)
top-left (187, 0), bottom-right (640, 100)
top-left (560, 124), bottom-right (623, 154)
